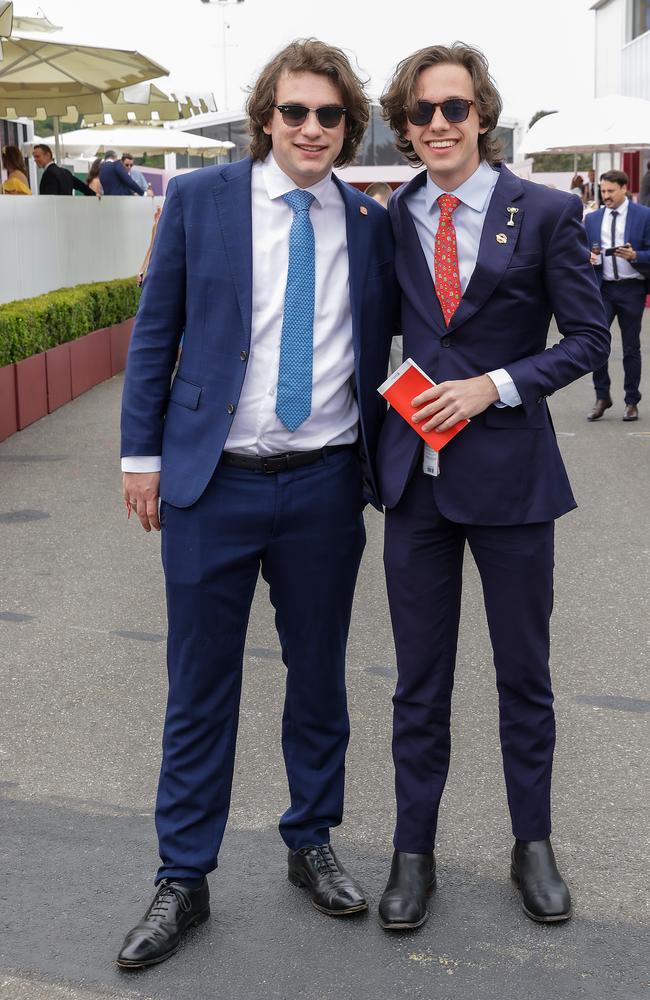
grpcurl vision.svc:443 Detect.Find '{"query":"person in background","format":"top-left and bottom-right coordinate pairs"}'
top-left (86, 157), bottom-right (103, 196)
top-left (569, 173), bottom-right (585, 200)
top-left (639, 160), bottom-right (650, 208)
top-left (33, 144), bottom-right (96, 196)
top-left (2, 145), bottom-right (31, 194)
top-left (585, 169), bottom-right (650, 423)
top-left (121, 153), bottom-right (151, 195)
top-left (376, 40), bottom-right (609, 932)
top-left (99, 151), bottom-right (143, 196)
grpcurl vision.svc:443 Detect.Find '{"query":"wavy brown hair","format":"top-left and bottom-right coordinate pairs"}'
top-left (246, 38), bottom-right (369, 167)
top-left (3, 145), bottom-right (27, 173)
top-left (380, 42), bottom-right (503, 166)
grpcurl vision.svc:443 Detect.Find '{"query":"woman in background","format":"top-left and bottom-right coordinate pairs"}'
top-left (86, 157), bottom-right (104, 196)
top-left (2, 146), bottom-right (31, 194)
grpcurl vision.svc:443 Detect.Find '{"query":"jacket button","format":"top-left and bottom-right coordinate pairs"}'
top-left (240, 350), bottom-right (248, 361)
top-left (441, 336), bottom-right (451, 348)
top-left (227, 403), bottom-right (235, 415)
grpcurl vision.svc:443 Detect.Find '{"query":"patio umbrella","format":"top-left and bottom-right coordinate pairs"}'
top-left (520, 96), bottom-right (650, 159)
top-left (39, 125), bottom-right (234, 158)
top-left (70, 83), bottom-right (217, 126)
top-left (0, 3), bottom-right (169, 159)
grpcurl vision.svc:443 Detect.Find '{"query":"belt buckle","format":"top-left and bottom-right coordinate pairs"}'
top-left (262, 454), bottom-right (289, 474)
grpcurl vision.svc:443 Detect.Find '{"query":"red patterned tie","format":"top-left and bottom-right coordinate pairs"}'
top-left (434, 194), bottom-right (462, 326)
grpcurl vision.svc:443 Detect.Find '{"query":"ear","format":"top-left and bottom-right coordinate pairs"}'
top-left (262, 116), bottom-right (273, 137)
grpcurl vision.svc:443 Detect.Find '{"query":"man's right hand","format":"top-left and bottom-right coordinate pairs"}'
top-left (122, 472), bottom-right (161, 532)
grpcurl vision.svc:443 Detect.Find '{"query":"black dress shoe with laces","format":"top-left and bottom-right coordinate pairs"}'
top-left (378, 850), bottom-right (436, 930)
top-left (116, 878), bottom-right (210, 969)
top-left (288, 844), bottom-right (368, 916)
top-left (511, 839), bottom-right (572, 923)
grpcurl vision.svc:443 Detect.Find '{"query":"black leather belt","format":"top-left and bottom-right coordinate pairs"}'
top-left (221, 444), bottom-right (353, 474)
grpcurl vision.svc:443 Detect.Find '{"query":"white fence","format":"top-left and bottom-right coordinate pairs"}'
top-left (0, 195), bottom-right (163, 305)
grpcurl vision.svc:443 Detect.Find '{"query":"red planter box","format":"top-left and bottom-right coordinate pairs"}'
top-left (15, 352), bottom-right (48, 430)
top-left (45, 341), bottom-right (72, 413)
top-left (70, 327), bottom-right (112, 398)
top-left (0, 363), bottom-right (18, 442)
top-left (110, 317), bottom-right (134, 375)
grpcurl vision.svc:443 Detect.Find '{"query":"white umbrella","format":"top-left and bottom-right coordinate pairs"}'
top-left (73, 84), bottom-right (217, 126)
top-left (520, 96), bottom-right (650, 156)
top-left (40, 125), bottom-right (234, 158)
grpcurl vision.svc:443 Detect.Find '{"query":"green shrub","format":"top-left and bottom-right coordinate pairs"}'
top-left (0, 278), bottom-right (141, 367)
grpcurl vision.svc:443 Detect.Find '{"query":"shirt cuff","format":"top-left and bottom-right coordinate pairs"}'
top-left (486, 369), bottom-right (522, 408)
top-left (121, 456), bottom-right (162, 473)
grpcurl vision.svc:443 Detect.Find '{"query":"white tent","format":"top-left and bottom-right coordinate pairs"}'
top-left (40, 125), bottom-right (233, 158)
top-left (520, 96), bottom-right (650, 157)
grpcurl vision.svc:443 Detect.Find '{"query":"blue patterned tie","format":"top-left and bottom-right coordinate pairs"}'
top-left (276, 189), bottom-right (315, 432)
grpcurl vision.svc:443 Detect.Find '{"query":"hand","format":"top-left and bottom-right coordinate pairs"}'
top-left (615, 243), bottom-right (637, 261)
top-left (590, 251), bottom-right (601, 265)
top-left (123, 472), bottom-right (161, 532)
top-left (412, 375), bottom-right (500, 433)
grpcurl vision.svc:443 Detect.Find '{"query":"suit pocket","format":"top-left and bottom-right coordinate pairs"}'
top-left (507, 252), bottom-right (542, 269)
top-left (169, 376), bottom-right (202, 410)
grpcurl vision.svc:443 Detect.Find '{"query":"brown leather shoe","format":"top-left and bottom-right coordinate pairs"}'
top-left (623, 404), bottom-right (639, 421)
top-left (586, 397), bottom-right (612, 421)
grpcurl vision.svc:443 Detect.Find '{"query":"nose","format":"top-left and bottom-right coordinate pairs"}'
top-left (429, 105), bottom-right (450, 131)
top-left (301, 110), bottom-right (323, 137)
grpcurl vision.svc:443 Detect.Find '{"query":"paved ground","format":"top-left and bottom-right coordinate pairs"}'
top-left (1, 320), bottom-right (649, 1000)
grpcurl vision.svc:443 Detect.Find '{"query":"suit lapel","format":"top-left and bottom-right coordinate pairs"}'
top-left (212, 159), bottom-right (253, 340)
top-left (624, 202), bottom-right (635, 244)
top-left (392, 171), bottom-right (446, 334)
top-left (448, 165), bottom-right (524, 333)
top-left (334, 175), bottom-right (371, 357)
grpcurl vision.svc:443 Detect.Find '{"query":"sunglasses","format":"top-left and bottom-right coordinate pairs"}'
top-left (405, 98), bottom-right (475, 126)
top-left (273, 104), bottom-right (347, 129)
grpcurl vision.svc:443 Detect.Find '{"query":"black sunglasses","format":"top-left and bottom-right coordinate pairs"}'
top-left (405, 98), bottom-right (475, 126)
top-left (273, 103), bottom-right (347, 129)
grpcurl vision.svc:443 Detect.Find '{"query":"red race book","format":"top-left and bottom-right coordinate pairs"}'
top-left (378, 358), bottom-right (469, 452)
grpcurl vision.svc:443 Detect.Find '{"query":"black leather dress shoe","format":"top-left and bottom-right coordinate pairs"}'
top-left (378, 850), bottom-right (436, 930)
top-left (511, 839), bottom-right (572, 923)
top-left (623, 404), bottom-right (639, 421)
top-left (116, 878), bottom-right (210, 969)
top-left (288, 844), bottom-right (368, 916)
top-left (587, 397), bottom-right (613, 421)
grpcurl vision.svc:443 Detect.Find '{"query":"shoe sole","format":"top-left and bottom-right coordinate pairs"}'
top-left (510, 869), bottom-right (572, 923)
top-left (115, 907), bottom-right (211, 969)
top-left (288, 872), bottom-right (368, 917)
top-left (622, 416), bottom-right (639, 421)
top-left (378, 880), bottom-right (436, 931)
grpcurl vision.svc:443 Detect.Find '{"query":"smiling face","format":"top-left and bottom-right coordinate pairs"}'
top-left (405, 62), bottom-right (487, 191)
top-left (263, 70), bottom-right (346, 188)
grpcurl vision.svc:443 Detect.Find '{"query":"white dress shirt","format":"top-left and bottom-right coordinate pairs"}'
top-left (599, 198), bottom-right (644, 282)
top-left (406, 160), bottom-right (522, 408)
top-left (122, 153), bottom-right (357, 472)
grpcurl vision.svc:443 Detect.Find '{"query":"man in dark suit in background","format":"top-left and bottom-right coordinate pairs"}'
top-left (32, 144), bottom-right (96, 196)
top-left (375, 42), bottom-right (610, 931)
top-left (99, 150), bottom-right (144, 195)
top-left (585, 169), bottom-right (650, 422)
top-left (117, 39), bottom-right (397, 969)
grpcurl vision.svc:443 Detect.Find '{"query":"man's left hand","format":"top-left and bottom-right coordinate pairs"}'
top-left (411, 374), bottom-right (500, 433)
top-left (615, 242), bottom-right (637, 261)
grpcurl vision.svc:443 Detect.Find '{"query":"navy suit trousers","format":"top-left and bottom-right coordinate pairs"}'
top-left (155, 448), bottom-right (365, 882)
top-left (384, 468), bottom-right (555, 852)
top-left (593, 279), bottom-right (646, 405)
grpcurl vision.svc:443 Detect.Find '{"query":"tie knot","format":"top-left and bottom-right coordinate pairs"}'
top-left (283, 189), bottom-right (315, 213)
top-left (611, 209), bottom-right (618, 217)
top-left (438, 194), bottom-right (461, 217)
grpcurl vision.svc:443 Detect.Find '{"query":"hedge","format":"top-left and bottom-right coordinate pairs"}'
top-left (0, 278), bottom-right (141, 367)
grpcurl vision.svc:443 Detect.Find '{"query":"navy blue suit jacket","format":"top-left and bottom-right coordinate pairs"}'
top-left (584, 201), bottom-right (650, 286)
top-left (121, 158), bottom-right (397, 508)
top-left (99, 159), bottom-right (143, 196)
top-left (377, 165), bottom-right (611, 524)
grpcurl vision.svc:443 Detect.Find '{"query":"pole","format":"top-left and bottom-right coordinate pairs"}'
top-left (53, 115), bottom-right (61, 164)
top-left (220, 3), bottom-right (228, 111)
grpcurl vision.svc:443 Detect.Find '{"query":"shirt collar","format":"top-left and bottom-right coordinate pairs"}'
top-left (425, 160), bottom-right (498, 213)
top-left (262, 152), bottom-right (332, 208)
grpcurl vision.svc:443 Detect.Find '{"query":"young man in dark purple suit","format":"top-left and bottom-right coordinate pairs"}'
top-left (375, 43), bottom-right (610, 930)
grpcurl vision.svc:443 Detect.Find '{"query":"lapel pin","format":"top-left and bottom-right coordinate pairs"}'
top-left (496, 233), bottom-right (508, 244)
top-left (506, 206), bottom-right (519, 227)
top-left (360, 205), bottom-right (368, 216)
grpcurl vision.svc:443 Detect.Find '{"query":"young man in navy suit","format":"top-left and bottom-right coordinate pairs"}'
top-left (585, 169), bottom-right (650, 422)
top-left (117, 39), bottom-right (396, 968)
top-left (376, 43), bottom-right (610, 931)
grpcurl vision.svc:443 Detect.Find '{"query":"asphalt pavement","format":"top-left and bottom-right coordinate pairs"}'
top-left (1, 319), bottom-right (648, 1000)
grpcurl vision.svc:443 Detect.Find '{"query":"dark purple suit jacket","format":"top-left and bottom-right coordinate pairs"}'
top-left (377, 164), bottom-right (610, 524)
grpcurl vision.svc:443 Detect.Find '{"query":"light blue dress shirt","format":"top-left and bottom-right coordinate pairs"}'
top-left (406, 160), bottom-right (521, 407)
